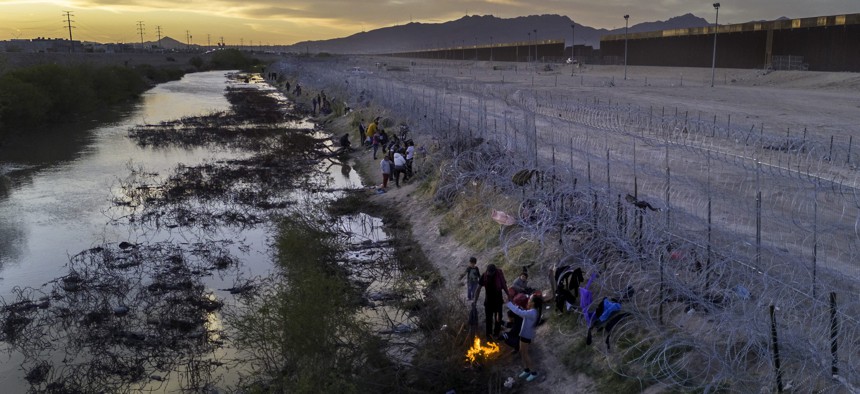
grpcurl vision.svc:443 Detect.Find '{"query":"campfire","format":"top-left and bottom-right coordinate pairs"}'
top-left (465, 336), bottom-right (500, 364)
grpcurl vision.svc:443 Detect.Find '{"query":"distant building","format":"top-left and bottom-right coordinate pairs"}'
top-left (0, 38), bottom-right (80, 53)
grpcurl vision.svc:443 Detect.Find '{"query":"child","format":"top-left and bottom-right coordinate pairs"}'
top-left (501, 310), bottom-right (522, 353)
top-left (464, 257), bottom-right (480, 301)
top-left (505, 291), bottom-right (544, 382)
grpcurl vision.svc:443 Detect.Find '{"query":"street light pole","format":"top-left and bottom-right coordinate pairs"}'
top-left (570, 23), bottom-right (575, 75)
top-left (624, 14), bottom-right (629, 80)
top-left (711, 3), bottom-right (721, 87)
top-left (490, 36), bottom-right (494, 62)
top-left (527, 32), bottom-right (531, 62)
top-left (534, 29), bottom-right (538, 63)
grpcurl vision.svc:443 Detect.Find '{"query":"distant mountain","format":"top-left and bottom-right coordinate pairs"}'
top-left (144, 36), bottom-right (190, 50)
top-left (287, 13), bottom-right (712, 54)
top-left (626, 13), bottom-right (710, 34)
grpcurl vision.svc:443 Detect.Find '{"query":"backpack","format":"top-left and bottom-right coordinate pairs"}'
top-left (554, 266), bottom-right (584, 313)
top-left (467, 266), bottom-right (480, 283)
top-left (585, 297), bottom-right (631, 351)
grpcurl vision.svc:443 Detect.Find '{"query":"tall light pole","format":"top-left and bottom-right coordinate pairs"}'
top-left (533, 29), bottom-right (538, 62)
top-left (711, 3), bottom-right (721, 87)
top-left (624, 14), bottom-right (629, 80)
top-left (527, 32), bottom-right (531, 62)
top-left (474, 37), bottom-right (478, 60)
top-left (490, 36), bottom-right (494, 62)
top-left (570, 23), bottom-right (576, 75)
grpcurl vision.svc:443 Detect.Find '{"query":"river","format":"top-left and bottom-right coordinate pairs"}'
top-left (0, 71), bottom-right (370, 391)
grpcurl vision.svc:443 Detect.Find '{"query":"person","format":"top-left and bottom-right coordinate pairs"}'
top-left (357, 120), bottom-right (366, 146)
top-left (464, 257), bottom-right (481, 301)
top-left (405, 141), bottom-right (415, 180)
top-left (378, 130), bottom-right (389, 154)
top-left (339, 133), bottom-right (351, 149)
top-left (379, 154), bottom-right (392, 190)
top-left (365, 117), bottom-right (379, 145)
top-left (371, 133), bottom-right (381, 160)
top-left (501, 310), bottom-right (522, 353)
top-left (511, 272), bottom-right (533, 295)
top-left (626, 194), bottom-right (661, 212)
top-left (312, 96), bottom-right (318, 114)
top-left (505, 291), bottom-right (544, 382)
top-left (392, 150), bottom-right (407, 187)
top-left (473, 263), bottom-right (508, 340)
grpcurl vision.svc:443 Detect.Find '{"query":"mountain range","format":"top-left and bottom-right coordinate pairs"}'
top-left (288, 13), bottom-right (711, 54)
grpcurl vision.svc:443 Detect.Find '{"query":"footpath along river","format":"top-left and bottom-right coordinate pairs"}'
top-left (0, 71), bottom-right (381, 391)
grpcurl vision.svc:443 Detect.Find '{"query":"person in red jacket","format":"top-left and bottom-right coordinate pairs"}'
top-left (472, 264), bottom-right (509, 340)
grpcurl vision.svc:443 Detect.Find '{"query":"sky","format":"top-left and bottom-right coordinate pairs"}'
top-left (1, 0), bottom-right (858, 46)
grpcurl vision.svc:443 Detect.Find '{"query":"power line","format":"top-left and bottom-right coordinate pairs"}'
top-left (136, 20), bottom-right (145, 49)
top-left (62, 11), bottom-right (75, 53)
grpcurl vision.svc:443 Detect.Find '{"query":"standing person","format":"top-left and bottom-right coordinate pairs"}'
top-left (371, 133), bottom-right (380, 160)
top-left (357, 119), bottom-right (366, 147)
top-left (392, 150), bottom-right (407, 187)
top-left (405, 141), bottom-right (415, 181)
top-left (472, 264), bottom-right (508, 340)
top-left (463, 257), bottom-right (481, 301)
top-left (379, 154), bottom-right (392, 190)
top-left (312, 96), bottom-right (318, 114)
top-left (365, 117), bottom-right (379, 145)
top-left (505, 291), bottom-right (544, 382)
top-left (378, 130), bottom-right (389, 154)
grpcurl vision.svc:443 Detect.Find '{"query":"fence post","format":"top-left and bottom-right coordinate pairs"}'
top-left (847, 136), bottom-right (853, 165)
top-left (830, 292), bottom-right (839, 377)
top-left (770, 305), bottom-right (784, 393)
top-left (727, 114), bottom-right (732, 139)
top-left (813, 184), bottom-right (818, 299)
top-left (828, 135), bottom-right (834, 162)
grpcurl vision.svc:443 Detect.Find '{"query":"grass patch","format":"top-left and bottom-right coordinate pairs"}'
top-left (558, 328), bottom-right (654, 393)
top-left (438, 193), bottom-right (501, 251)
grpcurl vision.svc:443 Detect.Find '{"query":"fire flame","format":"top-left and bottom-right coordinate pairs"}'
top-left (465, 336), bottom-right (500, 363)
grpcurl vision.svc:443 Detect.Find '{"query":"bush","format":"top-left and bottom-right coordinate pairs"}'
top-left (208, 49), bottom-right (261, 71)
top-left (0, 63), bottom-right (184, 131)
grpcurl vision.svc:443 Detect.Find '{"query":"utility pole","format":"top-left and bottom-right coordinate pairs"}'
top-left (220, 36), bottom-right (225, 48)
top-left (711, 3), bottom-right (721, 87)
top-left (62, 11), bottom-right (75, 53)
top-left (136, 21), bottom-right (146, 50)
top-left (623, 14), bottom-right (630, 80)
top-left (156, 26), bottom-right (163, 50)
top-left (186, 30), bottom-right (191, 49)
top-left (571, 23), bottom-right (576, 76)
top-left (207, 34), bottom-right (211, 49)
top-left (490, 36), bottom-right (494, 62)
top-left (533, 29), bottom-right (538, 62)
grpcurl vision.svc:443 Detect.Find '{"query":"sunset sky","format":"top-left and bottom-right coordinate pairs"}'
top-left (1, 0), bottom-right (858, 46)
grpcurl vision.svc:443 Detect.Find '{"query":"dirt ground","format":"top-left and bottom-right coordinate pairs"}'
top-left (280, 59), bottom-right (860, 393)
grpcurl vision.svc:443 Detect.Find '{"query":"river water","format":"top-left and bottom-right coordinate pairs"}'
top-left (0, 71), bottom-right (372, 391)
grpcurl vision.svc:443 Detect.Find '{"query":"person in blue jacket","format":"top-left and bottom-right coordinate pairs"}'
top-left (505, 291), bottom-right (543, 382)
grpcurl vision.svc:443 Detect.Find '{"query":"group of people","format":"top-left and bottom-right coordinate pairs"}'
top-left (312, 91), bottom-right (332, 115)
top-left (356, 117), bottom-right (415, 190)
top-left (466, 257), bottom-right (543, 383)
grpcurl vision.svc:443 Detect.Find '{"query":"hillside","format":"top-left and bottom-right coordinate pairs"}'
top-left (288, 13), bottom-right (710, 54)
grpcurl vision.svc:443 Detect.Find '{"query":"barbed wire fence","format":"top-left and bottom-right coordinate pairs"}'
top-left (272, 57), bottom-right (860, 392)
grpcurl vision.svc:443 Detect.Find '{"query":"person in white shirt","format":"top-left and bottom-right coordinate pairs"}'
top-left (392, 151), bottom-right (407, 187)
top-left (379, 154), bottom-right (392, 189)
top-left (405, 141), bottom-right (415, 180)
